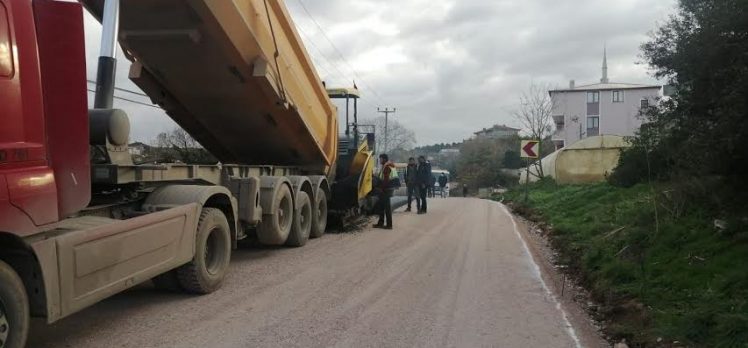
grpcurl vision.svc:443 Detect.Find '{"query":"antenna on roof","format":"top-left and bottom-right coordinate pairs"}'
top-left (601, 44), bottom-right (609, 84)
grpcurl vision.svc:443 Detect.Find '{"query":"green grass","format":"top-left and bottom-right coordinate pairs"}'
top-left (503, 180), bottom-right (748, 347)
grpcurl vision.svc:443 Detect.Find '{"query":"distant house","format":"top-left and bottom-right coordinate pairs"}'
top-left (128, 142), bottom-right (150, 156)
top-left (439, 148), bottom-right (460, 156)
top-left (549, 48), bottom-right (662, 150)
top-left (473, 124), bottom-right (520, 140)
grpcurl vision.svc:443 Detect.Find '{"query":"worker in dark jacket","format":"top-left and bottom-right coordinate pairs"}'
top-left (374, 153), bottom-right (397, 229)
top-left (428, 174), bottom-right (437, 198)
top-left (415, 156), bottom-right (431, 214)
top-left (438, 173), bottom-right (448, 198)
top-left (404, 157), bottom-right (419, 212)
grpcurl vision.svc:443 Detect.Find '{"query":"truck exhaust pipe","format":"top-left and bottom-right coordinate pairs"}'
top-left (94, 0), bottom-right (120, 109)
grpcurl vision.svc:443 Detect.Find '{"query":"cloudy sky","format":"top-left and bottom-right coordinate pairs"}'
top-left (83, 0), bottom-right (677, 146)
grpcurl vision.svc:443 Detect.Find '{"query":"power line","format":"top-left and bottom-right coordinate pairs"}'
top-left (86, 88), bottom-right (162, 109)
top-left (294, 0), bottom-right (387, 106)
top-left (87, 79), bottom-right (150, 98)
top-left (294, 24), bottom-right (345, 81)
top-left (296, 0), bottom-right (385, 103)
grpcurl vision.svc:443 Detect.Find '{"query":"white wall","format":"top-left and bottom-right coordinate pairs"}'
top-left (551, 91), bottom-right (587, 145)
top-left (599, 88), bottom-right (659, 137)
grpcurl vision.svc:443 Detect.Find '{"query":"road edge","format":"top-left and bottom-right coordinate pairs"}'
top-left (497, 202), bottom-right (609, 348)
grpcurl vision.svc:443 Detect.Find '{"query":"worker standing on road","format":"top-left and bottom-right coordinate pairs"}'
top-left (428, 174), bottom-right (437, 198)
top-left (438, 173), bottom-right (448, 198)
top-left (416, 156), bottom-right (431, 214)
top-left (404, 157), bottom-right (420, 212)
top-left (374, 154), bottom-right (398, 229)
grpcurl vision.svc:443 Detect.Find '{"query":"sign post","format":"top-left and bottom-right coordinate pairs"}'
top-left (520, 140), bottom-right (540, 203)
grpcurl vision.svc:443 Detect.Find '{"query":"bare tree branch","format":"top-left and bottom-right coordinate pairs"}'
top-left (151, 127), bottom-right (217, 164)
top-left (512, 83), bottom-right (556, 177)
top-left (360, 116), bottom-right (416, 153)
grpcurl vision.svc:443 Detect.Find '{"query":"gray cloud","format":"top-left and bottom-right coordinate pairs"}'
top-left (83, 0), bottom-right (676, 146)
top-left (289, 0), bottom-right (676, 144)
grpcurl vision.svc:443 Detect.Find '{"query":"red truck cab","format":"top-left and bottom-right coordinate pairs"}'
top-left (1, 1), bottom-right (91, 346)
top-left (0, 0), bottom-right (90, 237)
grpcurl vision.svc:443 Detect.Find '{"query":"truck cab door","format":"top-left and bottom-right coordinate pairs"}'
top-left (0, 0), bottom-right (58, 233)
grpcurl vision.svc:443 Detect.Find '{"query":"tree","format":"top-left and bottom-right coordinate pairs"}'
top-left (360, 116), bottom-right (416, 155)
top-left (456, 137), bottom-right (519, 189)
top-left (151, 127), bottom-right (217, 164)
top-left (502, 150), bottom-right (522, 169)
top-left (512, 83), bottom-right (555, 177)
top-left (612, 0), bottom-right (748, 191)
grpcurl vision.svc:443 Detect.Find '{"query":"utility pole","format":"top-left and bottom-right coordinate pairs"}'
top-left (377, 107), bottom-right (396, 154)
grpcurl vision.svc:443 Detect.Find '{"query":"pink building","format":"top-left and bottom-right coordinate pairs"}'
top-left (549, 49), bottom-right (662, 150)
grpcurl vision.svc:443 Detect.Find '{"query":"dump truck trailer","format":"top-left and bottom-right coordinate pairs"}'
top-left (0, 0), bottom-right (375, 347)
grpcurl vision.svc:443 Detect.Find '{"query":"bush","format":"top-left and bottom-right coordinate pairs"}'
top-left (502, 150), bottom-right (522, 169)
top-left (608, 124), bottom-right (672, 188)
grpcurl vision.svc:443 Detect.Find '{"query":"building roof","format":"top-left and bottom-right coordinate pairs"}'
top-left (326, 87), bottom-right (360, 99)
top-left (474, 124), bottom-right (521, 135)
top-left (550, 82), bottom-right (661, 93)
top-left (550, 47), bottom-right (662, 94)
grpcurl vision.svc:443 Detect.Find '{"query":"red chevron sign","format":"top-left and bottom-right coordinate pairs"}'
top-left (521, 140), bottom-right (539, 158)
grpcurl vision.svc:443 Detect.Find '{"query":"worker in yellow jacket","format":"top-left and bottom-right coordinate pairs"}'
top-left (374, 153), bottom-right (399, 229)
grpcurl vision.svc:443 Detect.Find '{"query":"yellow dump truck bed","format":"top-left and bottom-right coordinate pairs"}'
top-left (83, 0), bottom-right (338, 172)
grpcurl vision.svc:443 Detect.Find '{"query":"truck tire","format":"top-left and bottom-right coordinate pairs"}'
top-left (310, 188), bottom-right (328, 238)
top-left (286, 191), bottom-right (312, 247)
top-left (177, 208), bottom-right (231, 294)
top-left (257, 184), bottom-right (294, 245)
top-left (0, 260), bottom-right (28, 348)
top-left (152, 270), bottom-right (182, 292)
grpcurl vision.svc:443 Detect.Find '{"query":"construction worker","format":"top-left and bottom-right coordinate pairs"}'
top-left (404, 157), bottom-right (420, 212)
top-left (438, 173), bottom-right (448, 198)
top-left (416, 156), bottom-right (431, 214)
top-left (374, 153), bottom-right (398, 229)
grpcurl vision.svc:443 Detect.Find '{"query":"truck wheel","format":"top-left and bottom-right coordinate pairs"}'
top-left (310, 188), bottom-right (328, 238)
top-left (286, 191), bottom-right (312, 247)
top-left (257, 184), bottom-right (294, 245)
top-left (152, 270), bottom-right (182, 292)
top-left (0, 260), bottom-right (28, 348)
top-left (177, 208), bottom-right (231, 294)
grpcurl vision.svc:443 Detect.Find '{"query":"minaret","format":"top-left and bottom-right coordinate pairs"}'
top-left (601, 45), bottom-right (609, 84)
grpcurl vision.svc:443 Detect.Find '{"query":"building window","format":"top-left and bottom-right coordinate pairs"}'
top-left (640, 98), bottom-right (650, 109)
top-left (587, 91), bottom-right (599, 103)
top-left (553, 115), bottom-right (565, 131)
top-left (612, 90), bottom-right (624, 103)
top-left (587, 116), bottom-right (599, 136)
